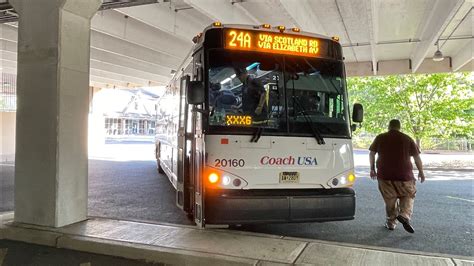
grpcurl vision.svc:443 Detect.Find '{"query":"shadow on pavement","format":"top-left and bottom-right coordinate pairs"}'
top-left (0, 239), bottom-right (161, 266)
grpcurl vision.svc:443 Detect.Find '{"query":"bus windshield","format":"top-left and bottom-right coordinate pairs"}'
top-left (207, 49), bottom-right (350, 138)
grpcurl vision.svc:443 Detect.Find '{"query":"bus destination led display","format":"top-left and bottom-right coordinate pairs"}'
top-left (225, 29), bottom-right (321, 57)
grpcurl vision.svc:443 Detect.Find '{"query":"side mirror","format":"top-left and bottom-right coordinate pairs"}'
top-left (351, 124), bottom-right (358, 132)
top-left (352, 103), bottom-right (364, 123)
top-left (186, 81), bottom-right (205, 104)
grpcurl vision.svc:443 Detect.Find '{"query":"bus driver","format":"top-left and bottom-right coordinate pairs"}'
top-left (235, 67), bottom-right (266, 118)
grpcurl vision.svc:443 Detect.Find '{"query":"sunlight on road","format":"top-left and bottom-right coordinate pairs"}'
top-left (89, 140), bottom-right (155, 162)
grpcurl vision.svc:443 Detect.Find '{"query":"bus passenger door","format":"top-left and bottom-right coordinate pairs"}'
top-left (176, 75), bottom-right (192, 213)
top-left (190, 52), bottom-right (205, 227)
top-left (190, 104), bottom-right (204, 227)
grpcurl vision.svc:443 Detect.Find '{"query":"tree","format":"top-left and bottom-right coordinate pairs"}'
top-left (348, 72), bottom-right (473, 148)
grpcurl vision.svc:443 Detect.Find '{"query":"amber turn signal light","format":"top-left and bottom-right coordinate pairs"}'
top-left (208, 173), bottom-right (219, 184)
top-left (348, 173), bottom-right (355, 182)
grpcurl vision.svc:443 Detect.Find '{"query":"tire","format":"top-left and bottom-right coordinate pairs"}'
top-left (157, 161), bottom-right (165, 174)
top-left (156, 144), bottom-right (165, 174)
top-left (186, 211), bottom-right (194, 222)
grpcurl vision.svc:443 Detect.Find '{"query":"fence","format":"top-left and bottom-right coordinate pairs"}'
top-left (0, 73), bottom-right (17, 112)
top-left (353, 135), bottom-right (472, 151)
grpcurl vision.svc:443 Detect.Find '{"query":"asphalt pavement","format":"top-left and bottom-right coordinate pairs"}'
top-left (0, 163), bottom-right (13, 212)
top-left (88, 159), bottom-right (193, 225)
top-left (240, 167), bottom-right (474, 257)
top-left (88, 160), bottom-right (474, 257)
top-left (1, 144), bottom-right (473, 257)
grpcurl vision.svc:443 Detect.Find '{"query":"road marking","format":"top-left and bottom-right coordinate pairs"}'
top-left (445, 196), bottom-right (474, 203)
top-left (0, 164), bottom-right (14, 167)
top-left (0, 248), bottom-right (8, 265)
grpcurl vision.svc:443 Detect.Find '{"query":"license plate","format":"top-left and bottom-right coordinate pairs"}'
top-left (279, 172), bottom-right (300, 183)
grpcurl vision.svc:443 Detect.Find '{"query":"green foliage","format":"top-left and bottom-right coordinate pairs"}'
top-left (347, 72), bottom-right (473, 148)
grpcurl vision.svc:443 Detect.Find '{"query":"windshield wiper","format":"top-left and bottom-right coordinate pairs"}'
top-left (250, 111), bottom-right (274, 143)
top-left (292, 96), bottom-right (325, 145)
top-left (250, 127), bottom-right (263, 142)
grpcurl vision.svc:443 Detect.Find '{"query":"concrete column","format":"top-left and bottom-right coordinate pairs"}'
top-left (10, 0), bottom-right (101, 227)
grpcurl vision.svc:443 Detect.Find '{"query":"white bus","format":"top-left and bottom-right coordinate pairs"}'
top-left (155, 23), bottom-right (363, 227)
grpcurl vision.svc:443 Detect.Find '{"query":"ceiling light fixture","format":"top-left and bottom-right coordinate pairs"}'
top-left (432, 41), bottom-right (444, 62)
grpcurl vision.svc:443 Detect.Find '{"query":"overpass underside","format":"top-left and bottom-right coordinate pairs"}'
top-left (0, 0), bottom-right (472, 91)
top-left (0, 0), bottom-right (472, 264)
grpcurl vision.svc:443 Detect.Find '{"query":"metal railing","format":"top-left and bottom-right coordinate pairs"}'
top-left (0, 73), bottom-right (16, 112)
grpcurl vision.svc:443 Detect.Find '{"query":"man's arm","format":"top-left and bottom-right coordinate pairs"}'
top-left (413, 154), bottom-right (425, 183)
top-left (369, 151), bottom-right (377, 180)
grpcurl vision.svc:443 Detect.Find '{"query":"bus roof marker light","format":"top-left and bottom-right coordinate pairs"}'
top-left (213, 21), bottom-right (222, 27)
top-left (208, 173), bottom-right (219, 184)
top-left (277, 25), bottom-right (285, 32)
top-left (262, 24), bottom-right (271, 29)
top-left (291, 27), bottom-right (300, 32)
top-left (332, 36), bottom-right (340, 42)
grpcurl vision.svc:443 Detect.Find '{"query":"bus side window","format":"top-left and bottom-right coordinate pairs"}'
top-left (179, 75), bottom-right (190, 128)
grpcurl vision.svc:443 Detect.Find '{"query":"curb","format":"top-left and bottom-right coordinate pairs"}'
top-left (57, 235), bottom-right (258, 265)
top-left (0, 224), bottom-right (279, 265)
top-left (281, 236), bottom-right (474, 262)
top-left (1, 218), bottom-right (473, 265)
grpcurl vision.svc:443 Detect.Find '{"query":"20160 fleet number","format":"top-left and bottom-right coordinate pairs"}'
top-left (214, 159), bottom-right (245, 167)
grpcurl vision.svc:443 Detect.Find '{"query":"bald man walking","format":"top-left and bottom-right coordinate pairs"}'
top-left (369, 119), bottom-right (425, 233)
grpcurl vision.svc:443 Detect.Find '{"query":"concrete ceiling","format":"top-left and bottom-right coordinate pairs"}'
top-left (0, 0), bottom-right (472, 88)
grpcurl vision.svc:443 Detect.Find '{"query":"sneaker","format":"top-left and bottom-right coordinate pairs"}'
top-left (384, 222), bottom-right (396, 230)
top-left (396, 215), bottom-right (415, 233)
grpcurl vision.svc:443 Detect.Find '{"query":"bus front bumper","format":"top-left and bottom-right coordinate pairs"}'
top-left (205, 188), bottom-right (355, 224)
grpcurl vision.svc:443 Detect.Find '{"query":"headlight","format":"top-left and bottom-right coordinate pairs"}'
top-left (222, 175), bottom-right (231, 186)
top-left (328, 172), bottom-right (355, 188)
top-left (340, 176), bottom-right (347, 185)
top-left (205, 167), bottom-right (247, 188)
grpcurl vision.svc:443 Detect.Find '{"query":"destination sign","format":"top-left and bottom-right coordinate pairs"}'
top-left (224, 29), bottom-right (322, 57)
top-left (225, 114), bottom-right (252, 126)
